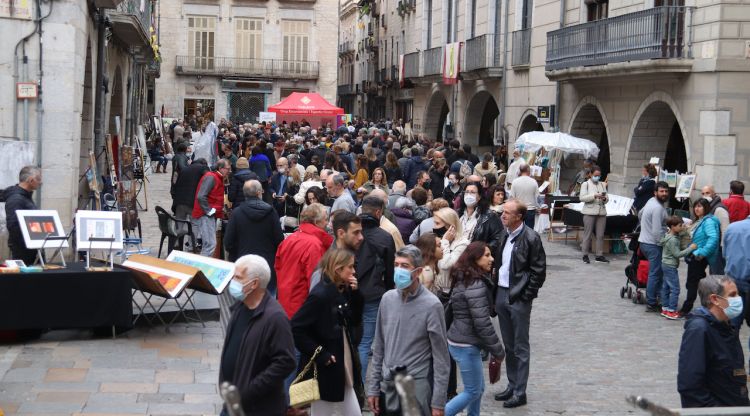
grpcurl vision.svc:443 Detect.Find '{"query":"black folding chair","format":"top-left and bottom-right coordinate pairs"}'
top-left (155, 206), bottom-right (195, 258)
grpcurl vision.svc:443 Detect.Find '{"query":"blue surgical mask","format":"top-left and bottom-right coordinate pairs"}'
top-left (592, 176), bottom-right (600, 182)
top-left (394, 267), bottom-right (414, 290)
top-left (229, 279), bottom-right (252, 302)
top-left (720, 295), bottom-right (743, 319)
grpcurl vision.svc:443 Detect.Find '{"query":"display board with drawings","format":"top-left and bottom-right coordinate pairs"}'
top-left (166, 250), bottom-right (234, 294)
top-left (15, 210), bottom-right (69, 249)
top-left (123, 254), bottom-right (195, 298)
top-left (75, 210), bottom-right (124, 250)
top-left (566, 194), bottom-right (635, 217)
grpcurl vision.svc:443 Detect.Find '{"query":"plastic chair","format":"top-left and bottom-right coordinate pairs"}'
top-left (155, 206), bottom-right (195, 258)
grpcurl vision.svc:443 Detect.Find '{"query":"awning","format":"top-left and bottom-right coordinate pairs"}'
top-left (268, 92), bottom-right (344, 116)
top-left (515, 131), bottom-right (600, 159)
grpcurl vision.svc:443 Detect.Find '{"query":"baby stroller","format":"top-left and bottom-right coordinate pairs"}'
top-left (621, 229), bottom-right (649, 304)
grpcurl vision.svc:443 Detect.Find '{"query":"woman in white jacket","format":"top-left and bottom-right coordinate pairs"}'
top-left (432, 207), bottom-right (470, 296)
top-left (579, 166), bottom-right (609, 264)
top-left (293, 165), bottom-right (324, 206)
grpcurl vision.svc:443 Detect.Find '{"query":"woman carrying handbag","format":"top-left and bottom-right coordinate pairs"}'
top-left (291, 249), bottom-right (364, 415)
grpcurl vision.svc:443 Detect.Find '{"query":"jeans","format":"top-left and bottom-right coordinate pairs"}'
top-left (358, 299), bottom-right (380, 384)
top-left (524, 210), bottom-right (536, 229)
top-left (660, 265), bottom-right (680, 311)
top-left (640, 243), bottom-right (663, 307)
top-left (445, 345), bottom-right (484, 416)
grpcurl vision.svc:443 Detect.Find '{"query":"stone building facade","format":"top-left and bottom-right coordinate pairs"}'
top-left (0, 0), bottom-right (159, 253)
top-left (341, 0), bottom-right (750, 195)
top-left (155, 0), bottom-right (339, 123)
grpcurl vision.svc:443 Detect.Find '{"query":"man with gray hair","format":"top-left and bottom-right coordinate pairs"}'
top-left (3, 166), bottom-right (42, 264)
top-left (367, 245), bottom-right (449, 416)
top-left (222, 180), bottom-right (284, 329)
top-left (219, 254), bottom-right (296, 416)
top-left (678, 275), bottom-right (749, 407)
top-left (326, 173), bottom-right (356, 213)
top-left (388, 180), bottom-right (407, 210)
top-left (192, 159), bottom-right (231, 257)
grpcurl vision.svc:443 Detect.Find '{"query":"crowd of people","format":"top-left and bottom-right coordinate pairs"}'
top-left (157, 116), bottom-right (750, 414)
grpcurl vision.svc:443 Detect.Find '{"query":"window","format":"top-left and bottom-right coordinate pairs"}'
top-left (282, 20), bottom-right (310, 74)
top-left (188, 16), bottom-right (216, 70)
top-left (521, 0), bottom-right (532, 29)
top-left (446, 0), bottom-right (454, 42)
top-left (469, 0), bottom-right (476, 38)
top-left (235, 18), bottom-right (263, 61)
top-left (426, 0), bottom-right (432, 48)
top-left (586, 0), bottom-right (608, 21)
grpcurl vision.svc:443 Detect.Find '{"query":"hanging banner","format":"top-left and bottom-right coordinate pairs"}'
top-left (399, 54), bottom-right (405, 88)
top-left (442, 42), bottom-right (461, 85)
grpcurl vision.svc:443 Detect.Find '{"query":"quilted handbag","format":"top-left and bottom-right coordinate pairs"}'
top-left (289, 346), bottom-right (323, 408)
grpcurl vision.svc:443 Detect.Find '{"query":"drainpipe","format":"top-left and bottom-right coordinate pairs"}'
top-left (12, 15), bottom-right (39, 141)
top-left (498, 0), bottom-right (509, 153)
top-left (93, 13), bottom-right (108, 162)
top-left (553, 0), bottom-right (566, 132)
top-left (34, 0), bottom-right (44, 206)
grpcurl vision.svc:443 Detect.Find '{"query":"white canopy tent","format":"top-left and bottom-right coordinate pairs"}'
top-left (514, 131), bottom-right (600, 194)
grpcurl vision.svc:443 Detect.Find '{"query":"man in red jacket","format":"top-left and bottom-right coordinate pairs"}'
top-left (192, 159), bottom-right (230, 257)
top-left (723, 180), bottom-right (750, 223)
top-left (275, 203), bottom-right (333, 318)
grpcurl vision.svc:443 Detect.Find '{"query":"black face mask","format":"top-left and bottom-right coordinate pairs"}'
top-left (433, 227), bottom-right (447, 238)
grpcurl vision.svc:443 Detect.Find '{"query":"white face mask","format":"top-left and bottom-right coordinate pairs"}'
top-left (278, 167), bottom-right (287, 174)
top-left (464, 194), bottom-right (477, 207)
top-left (703, 196), bottom-right (712, 202)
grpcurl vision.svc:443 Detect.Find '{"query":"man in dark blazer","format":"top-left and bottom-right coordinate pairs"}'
top-left (493, 199), bottom-right (546, 408)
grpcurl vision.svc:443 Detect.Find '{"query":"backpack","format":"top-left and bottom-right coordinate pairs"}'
top-left (459, 160), bottom-right (473, 179)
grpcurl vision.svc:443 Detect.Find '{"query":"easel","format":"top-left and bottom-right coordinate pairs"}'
top-left (132, 132), bottom-right (149, 211)
top-left (84, 236), bottom-right (116, 270)
top-left (35, 231), bottom-right (72, 268)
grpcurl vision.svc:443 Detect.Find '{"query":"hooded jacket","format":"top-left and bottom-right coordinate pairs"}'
top-left (227, 169), bottom-right (259, 206)
top-left (678, 307), bottom-right (749, 408)
top-left (223, 197), bottom-right (283, 271)
top-left (357, 214), bottom-right (396, 301)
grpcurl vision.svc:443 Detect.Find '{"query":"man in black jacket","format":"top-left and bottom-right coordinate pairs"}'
top-left (493, 199), bottom-right (546, 408)
top-left (357, 195), bottom-right (396, 384)
top-left (678, 275), bottom-right (749, 408)
top-left (3, 166), bottom-right (42, 264)
top-left (219, 254), bottom-right (296, 416)
top-left (171, 158), bottom-right (208, 219)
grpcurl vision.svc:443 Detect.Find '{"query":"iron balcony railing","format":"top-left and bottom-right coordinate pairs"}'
top-left (114, 0), bottom-right (152, 37)
top-left (546, 6), bottom-right (693, 71)
top-left (464, 33), bottom-right (501, 71)
top-left (338, 41), bottom-right (354, 54)
top-left (403, 52), bottom-right (420, 78)
top-left (174, 56), bottom-right (319, 79)
top-left (423, 46), bottom-right (443, 76)
top-left (512, 28), bottom-right (531, 66)
top-left (337, 84), bottom-right (354, 95)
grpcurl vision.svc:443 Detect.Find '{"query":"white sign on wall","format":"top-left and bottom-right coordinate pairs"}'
top-left (259, 112), bottom-right (276, 123)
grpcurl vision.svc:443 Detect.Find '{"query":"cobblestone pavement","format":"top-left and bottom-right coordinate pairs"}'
top-left (1, 168), bottom-right (746, 415)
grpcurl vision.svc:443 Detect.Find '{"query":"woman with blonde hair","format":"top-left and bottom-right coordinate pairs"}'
top-left (294, 165), bottom-right (324, 207)
top-left (291, 248), bottom-right (364, 415)
top-left (362, 167), bottom-right (389, 194)
top-left (432, 207), bottom-right (470, 296)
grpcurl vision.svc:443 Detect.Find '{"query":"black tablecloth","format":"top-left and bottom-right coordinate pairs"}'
top-left (0, 263), bottom-right (133, 330)
top-left (563, 208), bottom-right (639, 235)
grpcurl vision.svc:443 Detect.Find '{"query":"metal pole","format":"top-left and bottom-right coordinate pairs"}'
top-left (93, 13), bottom-right (107, 166)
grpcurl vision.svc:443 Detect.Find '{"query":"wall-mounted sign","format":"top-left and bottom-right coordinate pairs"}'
top-left (16, 82), bottom-right (37, 99)
top-left (537, 106), bottom-right (550, 123)
top-left (258, 112), bottom-right (276, 123)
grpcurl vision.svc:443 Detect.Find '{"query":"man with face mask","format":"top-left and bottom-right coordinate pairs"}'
top-left (269, 157), bottom-right (290, 216)
top-left (677, 275), bottom-right (749, 408)
top-left (638, 181), bottom-right (670, 312)
top-left (366, 245), bottom-right (449, 416)
top-left (219, 254), bottom-right (296, 416)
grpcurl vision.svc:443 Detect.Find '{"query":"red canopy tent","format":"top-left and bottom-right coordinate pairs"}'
top-left (268, 92), bottom-right (344, 128)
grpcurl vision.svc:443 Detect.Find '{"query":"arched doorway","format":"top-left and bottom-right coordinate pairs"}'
top-left (563, 103), bottom-right (611, 191)
top-left (423, 91), bottom-right (450, 142)
top-left (518, 114), bottom-right (544, 137)
top-left (626, 100), bottom-right (687, 207)
top-left (463, 91), bottom-right (500, 151)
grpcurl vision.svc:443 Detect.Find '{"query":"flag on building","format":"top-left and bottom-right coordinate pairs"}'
top-left (443, 42), bottom-right (461, 85)
top-left (399, 54), bottom-right (405, 88)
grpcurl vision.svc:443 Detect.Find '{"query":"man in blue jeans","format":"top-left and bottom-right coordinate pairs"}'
top-left (638, 181), bottom-right (669, 312)
top-left (357, 195), bottom-right (396, 383)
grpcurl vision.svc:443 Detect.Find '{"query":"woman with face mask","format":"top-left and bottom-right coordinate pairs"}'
top-left (444, 242), bottom-right (505, 416)
top-left (459, 183), bottom-right (504, 253)
top-left (443, 172), bottom-right (463, 207)
top-left (579, 166), bottom-right (609, 264)
top-left (415, 232), bottom-right (444, 294)
top-left (290, 249), bottom-right (364, 416)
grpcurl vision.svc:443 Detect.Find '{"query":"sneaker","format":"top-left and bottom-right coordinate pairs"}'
top-left (645, 304), bottom-right (659, 313)
top-left (595, 256), bottom-right (610, 263)
top-left (582, 255), bottom-right (590, 264)
top-left (660, 309), bottom-right (670, 318)
top-left (664, 311), bottom-right (681, 320)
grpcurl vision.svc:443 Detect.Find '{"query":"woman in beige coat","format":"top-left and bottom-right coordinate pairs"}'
top-left (580, 166), bottom-right (609, 264)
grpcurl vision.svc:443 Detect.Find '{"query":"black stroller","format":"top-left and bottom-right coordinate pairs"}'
top-left (621, 229), bottom-right (649, 304)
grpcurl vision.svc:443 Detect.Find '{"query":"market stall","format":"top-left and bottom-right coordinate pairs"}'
top-left (515, 131), bottom-right (600, 194)
top-left (268, 92), bottom-right (344, 128)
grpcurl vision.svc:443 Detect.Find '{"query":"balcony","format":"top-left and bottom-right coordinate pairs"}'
top-left (174, 56), bottom-right (319, 79)
top-left (108, 0), bottom-right (152, 50)
top-left (375, 68), bottom-right (386, 84)
top-left (511, 28), bottom-right (531, 67)
top-left (338, 84), bottom-right (354, 96)
top-left (546, 6), bottom-right (694, 80)
top-left (463, 33), bottom-right (503, 80)
top-left (422, 46), bottom-right (443, 77)
top-left (338, 41), bottom-right (354, 56)
top-left (403, 52), bottom-right (419, 79)
top-left (391, 65), bottom-right (398, 81)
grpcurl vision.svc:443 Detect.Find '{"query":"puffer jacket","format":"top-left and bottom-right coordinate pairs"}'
top-left (690, 214), bottom-right (720, 265)
top-left (447, 276), bottom-right (505, 358)
top-left (391, 207), bottom-right (417, 243)
top-left (579, 179), bottom-right (608, 216)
